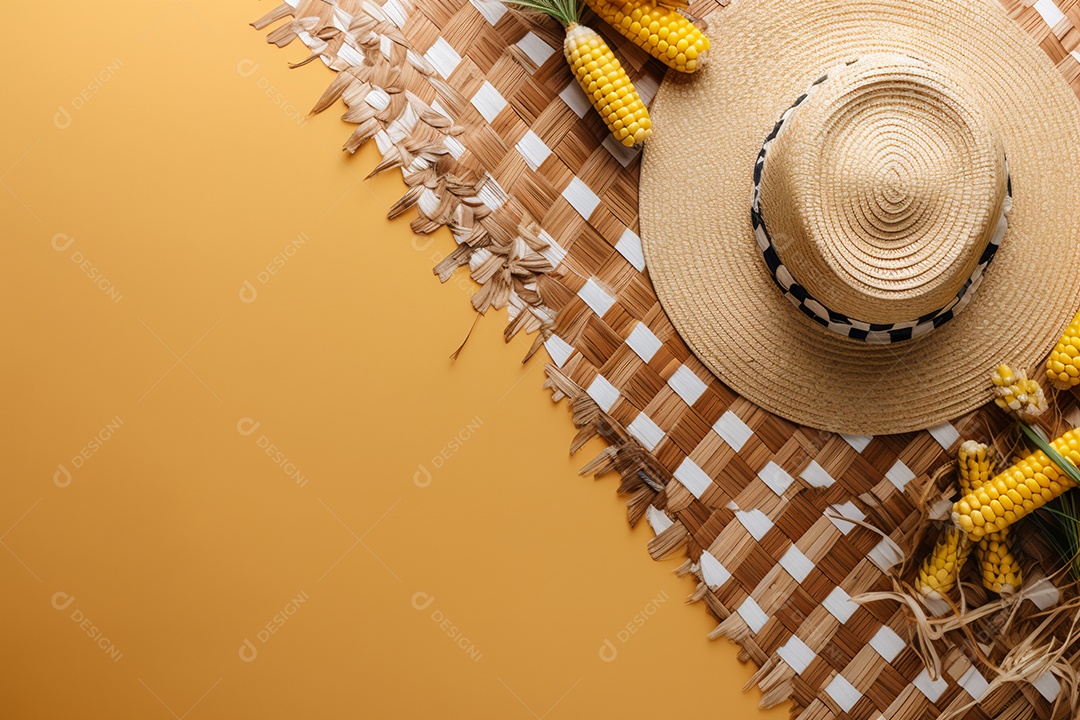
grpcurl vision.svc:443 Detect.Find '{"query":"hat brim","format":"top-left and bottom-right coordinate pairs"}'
top-left (639, 0), bottom-right (1080, 435)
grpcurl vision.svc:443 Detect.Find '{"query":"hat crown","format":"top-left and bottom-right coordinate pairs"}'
top-left (758, 53), bottom-right (1008, 326)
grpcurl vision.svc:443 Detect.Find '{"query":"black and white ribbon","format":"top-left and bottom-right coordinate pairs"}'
top-left (750, 73), bottom-right (1011, 344)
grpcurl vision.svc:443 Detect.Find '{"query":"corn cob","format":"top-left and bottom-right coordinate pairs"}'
top-left (916, 526), bottom-right (973, 599)
top-left (953, 429), bottom-right (1080, 541)
top-left (977, 528), bottom-right (1022, 595)
top-left (991, 363), bottom-right (1047, 422)
top-left (1046, 310), bottom-right (1080, 390)
top-left (957, 441), bottom-right (1023, 594)
top-left (565, 24), bottom-right (652, 146)
top-left (957, 440), bottom-right (994, 494)
top-left (583, 0), bottom-right (709, 73)
top-left (503, 0), bottom-right (652, 147)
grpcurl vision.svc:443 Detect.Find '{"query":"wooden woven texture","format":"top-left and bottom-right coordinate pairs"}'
top-left (254, 0), bottom-right (1080, 717)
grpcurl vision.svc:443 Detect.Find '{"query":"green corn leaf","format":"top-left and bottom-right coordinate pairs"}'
top-left (500, 0), bottom-right (579, 26)
top-left (1039, 493), bottom-right (1080, 579)
top-left (1020, 423), bottom-right (1080, 578)
top-left (1019, 422), bottom-right (1080, 486)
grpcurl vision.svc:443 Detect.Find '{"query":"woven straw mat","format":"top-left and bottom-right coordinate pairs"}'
top-left (253, 0), bottom-right (1080, 717)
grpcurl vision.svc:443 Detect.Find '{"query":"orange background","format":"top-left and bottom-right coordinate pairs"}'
top-left (0, 2), bottom-right (786, 717)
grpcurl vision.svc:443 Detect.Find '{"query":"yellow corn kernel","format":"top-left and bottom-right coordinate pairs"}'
top-left (953, 441), bottom-right (1023, 593)
top-left (584, 0), bottom-right (709, 73)
top-left (564, 24), bottom-right (651, 147)
top-left (1046, 310), bottom-right (1080, 390)
top-left (915, 526), bottom-right (973, 600)
top-left (953, 429), bottom-right (1080, 540)
top-left (991, 363), bottom-right (1047, 422)
top-left (976, 528), bottom-right (1022, 595)
top-left (957, 440), bottom-right (993, 494)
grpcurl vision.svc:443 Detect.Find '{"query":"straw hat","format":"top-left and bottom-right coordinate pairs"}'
top-left (639, 0), bottom-right (1080, 436)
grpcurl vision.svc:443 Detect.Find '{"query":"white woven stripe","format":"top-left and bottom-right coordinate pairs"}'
top-left (544, 334), bottom-right (574, 367)
top-left (868, 538), bottom-right (903, 572)
top-left (602, 135), bottom-right (639, 166)
top-left (778, 635), bottom-right (816, 674)
top-left (869, 625), bottom-right (905, 662)
top-left (615, 228), bottom-right (646, 272)
top-left (535, 230), bottom-right (566, 269)
top-left (424, 37), bottom-right (461, 79)
top-left (759, 461), bottom-right (795, 496)
top-left (469, 247), bottom-right (492, 271)
top-left (417, 188), bottom-right (440, 218)
top-left (799, 460), bottom-right (834, 488)
top-left (1034, 671), bottom-right (1061, 702)
top-left (927, 421), bottom-right (960, 450)
top-left (913, 668), bottom-right (949, 703)
top-left (471, 81), bottom-right (506, 123)
top-left (443, 134), bottom-right (465, 160)
top-left (627, 413), bottom-right (664, 451)
top-left (340, 43), bottom-right (368, 67)
top-left (476, 174), bottom-right (507, 210)
top-left (559, 82), bottom-right (591, 117)
top-left (778, 544), bottom-right (813, 583)
top-left (362, 0), bottom-right (391, 22)
top-left (331, 8), bottom-right (353, 32)
top-left (626, 321), bottom-right (661, 362)
top-left (1034, 0), bottom-right (1066, 27)
top-left (841, 433), bottom-right (872, 453)
top-left (1028, 578), bottom-right (1060, 610)
top-left (381, 0), bottom-right (408, 25)
top-left (827, 501), bottom-right (865, 535)
top-left (735, 509), bottom-right (772, 541)
top-left (699, 550), bottom-right (732, 589)
top-left (822, 586), bottom-right (858, 623)
top-left (515, 32), bottom-right (556, 70)
top-left (713, 411), bottom-right (753, 451)
top-left (885, 460), bottom-right (916, 491)
top-left (645, 504), bottom-right (673, 534)
top-left (923, 596), bottom-right (951, 617)
top-left (586, 375), bottom-right (620, 413)
top-left (673, 457), bottom-right (712, 499)
top-left (578, 278), bottom-right (616, 317)
top-left (297, 29), bottom-right (328, 58)
top-left (515, 130), bottom-right (551, 171)
top-left (736, 596), bottom-right (769, 634)
top-left (958, 666), bottom-right (989, 701)
top-left (824, 674), bottom-right (861, 713)
top-left (468, 0), bottom-right (506, 25)
top-left (562, 177), bottom-right (601, 218)
top-left (668, 365), bottom-right (707, 406)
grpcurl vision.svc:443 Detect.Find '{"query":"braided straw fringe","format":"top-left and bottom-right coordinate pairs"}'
top-left (254, 1), bottom-right (561, 343)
